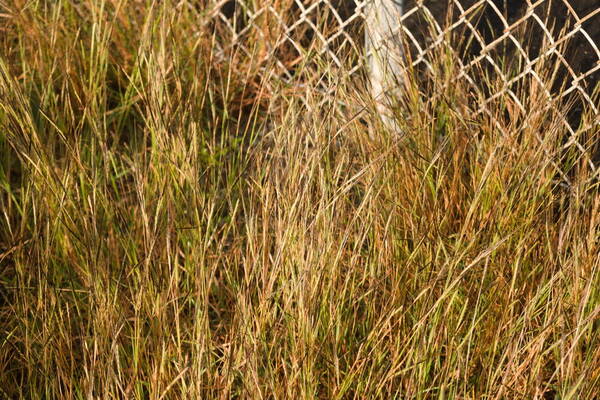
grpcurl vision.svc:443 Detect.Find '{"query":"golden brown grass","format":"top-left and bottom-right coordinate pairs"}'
top-left (0, 1), bottom-right (598, 398)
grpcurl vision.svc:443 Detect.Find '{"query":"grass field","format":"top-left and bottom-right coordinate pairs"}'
top-left (0, 1), bottom-right (599, 398)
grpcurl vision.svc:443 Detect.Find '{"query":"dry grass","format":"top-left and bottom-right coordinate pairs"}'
top-left (0, 1), bottom-right (599, 399)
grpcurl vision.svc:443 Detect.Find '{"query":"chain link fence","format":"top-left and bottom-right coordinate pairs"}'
top-left (208, 0), bottom-right (599, 171)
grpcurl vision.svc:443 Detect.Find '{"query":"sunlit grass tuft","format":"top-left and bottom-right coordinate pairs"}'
top-left (0, 1), bottom-right (598, 399)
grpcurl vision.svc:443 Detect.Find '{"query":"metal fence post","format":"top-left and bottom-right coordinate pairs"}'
top-left (364, 0), bottom-right (404, 132)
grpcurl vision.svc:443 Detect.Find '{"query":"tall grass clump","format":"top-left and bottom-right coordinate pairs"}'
top-left (0, 1), bottom-right (598, 398)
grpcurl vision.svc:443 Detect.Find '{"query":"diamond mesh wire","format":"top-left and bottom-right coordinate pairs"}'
top-left (210, 0), bottom-right (599, 173)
